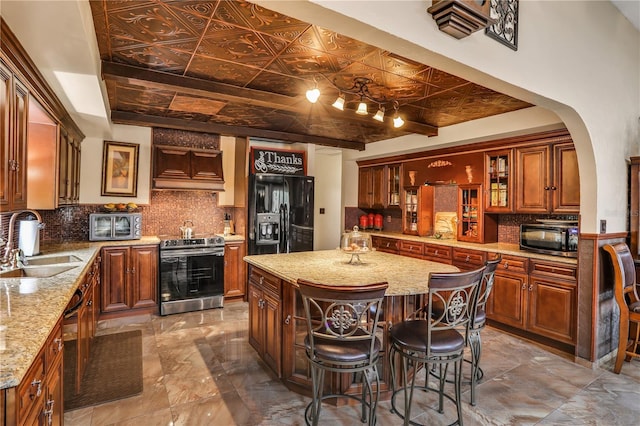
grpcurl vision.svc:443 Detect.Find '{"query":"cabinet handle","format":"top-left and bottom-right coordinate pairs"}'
top-left (521, 283), bottom-right (527, 290)
top-left (87, 300), bottom-right (93, 306)
top-left (544, 186), bottom-right (550, 190)
top-left (259, 276), bottom-right (264, 285)
top-left (44, 399), bottom-right (55, 426)
top-left (434, 250), bottom-right (439, 255)
top-left (130, 268), bottom-right (135, 274)
top-left (31, 379), bottom-right (42, 398)
top-left (504, 262), bottom-right (509, 269)
top-left (551, 186), bottom-right (557, 190)
top-left (529, 285), bottom-right (533, 291)
top-left (465, 255), bottom-right (470, 262)
top-left (54, 337), bottom-right (63, 352)
top-left (385, 242), bottom-right (390, 248)
top-left (284, 314), bottom-right (291, 325)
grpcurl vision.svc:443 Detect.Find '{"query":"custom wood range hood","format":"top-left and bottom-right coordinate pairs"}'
top-left (89, 0), bottom-right (532, 150)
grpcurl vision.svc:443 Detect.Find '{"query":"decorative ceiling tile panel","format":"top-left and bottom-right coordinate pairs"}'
top-left (92, 0), bottom-right (533, 146)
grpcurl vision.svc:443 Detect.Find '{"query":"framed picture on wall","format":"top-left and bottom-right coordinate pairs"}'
top-left (101, 141), bottom-right (139, 197)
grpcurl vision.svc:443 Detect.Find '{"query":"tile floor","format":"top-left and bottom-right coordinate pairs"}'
top-left (64, 302), bottom-right (640, 425)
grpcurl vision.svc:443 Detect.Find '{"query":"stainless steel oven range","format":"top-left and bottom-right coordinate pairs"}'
top-left (159, 236), bottom-right (225, 316)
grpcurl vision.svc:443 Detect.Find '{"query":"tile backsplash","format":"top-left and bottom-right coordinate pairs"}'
top-left (1, 191), bottom-right (244, 245)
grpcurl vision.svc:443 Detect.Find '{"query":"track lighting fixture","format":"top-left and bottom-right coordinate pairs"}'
top-left (305, 76), bottom-right (405, 128)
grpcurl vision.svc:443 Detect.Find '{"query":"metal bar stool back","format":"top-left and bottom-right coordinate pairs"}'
top-left (467, 256), bottom-right (500, 405)
top-left (389, 267), bottom-right (485, 426)
top-left (603, 243), bottom-right (640, 373)
top-left (298, 279), bottom-right (388, 426)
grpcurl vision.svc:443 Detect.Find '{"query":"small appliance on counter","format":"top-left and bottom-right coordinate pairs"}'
top-left (18, 216), bottom-right (44, 256)
top-left (89, 213), bottom-right (142, 241)
top-left (520, 220), bottom-right (579, 257)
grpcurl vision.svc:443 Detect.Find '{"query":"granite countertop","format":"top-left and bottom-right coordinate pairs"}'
top-left (0, 236), bottom-right (160, 390)
top-left (244, 249), bottom-right (459, 296)
top-left (366, 231), bottom-right (578, 265)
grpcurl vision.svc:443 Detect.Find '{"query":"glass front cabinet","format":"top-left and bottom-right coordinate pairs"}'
top-left (485, 149), bottom-right (513, 213)
top-left (458, 184), bottom-right (498, 243)
top-left (387, 163), bottom-right (401, 208)
top-left (403, 185), bottom-right (435, 236)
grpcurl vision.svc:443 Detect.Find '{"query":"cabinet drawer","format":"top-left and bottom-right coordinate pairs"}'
top-left (452, 248), bottom-right (486, 269)
top-left (44, 318), bottom-right (64, 370)
top-left (373, 237), bottom-right (399, 252)
top-left (530, 260), bottom-right (577, 281)
top-left (249, 267), bottom-right (281, 295)
top-left (423, 244), bottom-right (451, 262)
top-left (399, 240), bottom-right (424, 256)
top-left (17, 352), bottom-right (45, 421)
top-left (494, 254), bottom-right (529, 274)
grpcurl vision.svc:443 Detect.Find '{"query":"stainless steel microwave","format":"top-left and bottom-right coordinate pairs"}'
top-left (89, 213), bottom-right (142, 241)
top-left (520, 222), bottom-right (578, 258)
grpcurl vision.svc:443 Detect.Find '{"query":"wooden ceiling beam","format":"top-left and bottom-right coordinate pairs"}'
top-left (102, 61), bottom-right (438, 137)
top-left (110, 111), bottom-right (366, 151)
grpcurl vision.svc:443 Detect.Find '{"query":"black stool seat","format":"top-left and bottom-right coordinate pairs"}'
top-left (305, 335), bottom-right (381, 364)
top-left (391, 321), bottom-right (465, 354)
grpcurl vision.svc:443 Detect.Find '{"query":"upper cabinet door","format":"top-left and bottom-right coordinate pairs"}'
top-left (153, 145), bottom-right (191, 180)
top-left (0, 61), bottom-right (11, 210)
top-left (515, 145), bottom-right (550, 213)
top-left (552, 143), bottom-right (580, 213)
top-left (485, 149), bottom-right (513, 213)
top-left (190, 149), bottom-right (223, 182)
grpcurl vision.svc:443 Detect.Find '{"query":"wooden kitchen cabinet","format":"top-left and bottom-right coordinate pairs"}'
top-left (485, 149), bottom-right (513, 213)
top-left (101, 245), bottom-right (158, 315)
top-left (58, 129), bottom-right (81, 206)
top-left (515, 142), bottom-right (579, 214)
top-left (371, 235), bottom-right (399, 254)
top-left (7, 316), bottom-right (63, 426)
top-left (0, 58), bottom-right (28, 213)
top-left (358, 165), bottom-right (385, 209)
top-left (224, 241), bottom-right (246, 300)
top-left (423, 243), bottom-right (452, 264)
top-left (457, 184), bottom-right (497, 243)
top-left (153, 144), bottom-right (224, 191)
top-left (487, 255), bottom-right (577, 345)
top-left (451, 247), bottom-right (486, 271)
top-left (527, 260), bottom-right (577, 344)
top-left (403, 185), bottom-right (435, 236)
top-left (248, 266), bottom-right (282, 377)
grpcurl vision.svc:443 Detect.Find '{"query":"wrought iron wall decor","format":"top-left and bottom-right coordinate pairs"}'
top-left (485, 0), bottom-right (519, 51)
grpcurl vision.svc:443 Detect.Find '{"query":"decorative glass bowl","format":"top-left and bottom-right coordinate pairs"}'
top-left (340, 226), bottom-right (373, 264)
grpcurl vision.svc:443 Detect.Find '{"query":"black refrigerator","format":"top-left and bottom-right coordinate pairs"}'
top-left (248, 174), bottom-right (314, 255)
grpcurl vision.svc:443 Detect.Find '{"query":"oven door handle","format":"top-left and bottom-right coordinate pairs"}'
top-left (160, 248), bottom-right (223, 257)
top-left (64, 289), bottom-right (84, 319)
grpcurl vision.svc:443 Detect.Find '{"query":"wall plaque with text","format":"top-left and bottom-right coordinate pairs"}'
top-left (250, 147), bottom-right (306, 175)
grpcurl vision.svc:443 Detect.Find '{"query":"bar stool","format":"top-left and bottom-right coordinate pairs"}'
top-left (389, 267), bottom-right (485, 426)
top-left (603, 243), bottom-right (640, 373)
top-left (467, 256), bottom-right (500, 405)
top-left (297, 279), bottom-right (388, 426)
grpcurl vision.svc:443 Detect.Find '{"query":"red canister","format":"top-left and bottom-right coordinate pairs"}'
top-left (374, 213), bottom-right (383, 230)
top-left (359, 214), bottom-right (369, 230)
top-left (367, 213), bottom-right (375, 229)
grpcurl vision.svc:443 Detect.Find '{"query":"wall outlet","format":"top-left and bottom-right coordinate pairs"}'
top-left (319, 208), bottom-right (325, 214)
top-left (600, 219), bottom-right (606, 234)
top-left (386, 215), bottom-right (392, 223)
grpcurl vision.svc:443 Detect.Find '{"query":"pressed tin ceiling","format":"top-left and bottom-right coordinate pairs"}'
top-left (89, 0), bottom-right (532, 150)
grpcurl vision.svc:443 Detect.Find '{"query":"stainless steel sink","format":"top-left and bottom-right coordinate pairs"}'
top-left (0, 264), bottom-right (77, 278)
top-left (25, 254), bottom-right (82, 266)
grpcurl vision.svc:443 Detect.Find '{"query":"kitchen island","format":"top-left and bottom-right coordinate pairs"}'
top-left (243, 249), bottom-right (459, 400)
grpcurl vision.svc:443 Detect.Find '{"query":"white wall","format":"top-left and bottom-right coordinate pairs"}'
top-left (259, 0), bottom-right (640, 235)
top-left (314, 148), bottom-right (343, 250)
top-left (79, 125), bottom-right (152, 205)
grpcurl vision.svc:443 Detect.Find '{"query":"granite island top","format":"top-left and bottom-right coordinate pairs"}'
top-left (0, 236), bottom-right (160, 390)
top-left (244, 249), bottom-right (459, 296)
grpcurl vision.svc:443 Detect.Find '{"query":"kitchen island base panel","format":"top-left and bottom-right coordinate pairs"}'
top-left (244, 250), bottom-right (459, 402)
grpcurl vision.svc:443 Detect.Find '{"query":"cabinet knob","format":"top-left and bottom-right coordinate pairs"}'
top-left (550, 186), bottom-right (557, 190)
top-left (284, 314), bottom-right (291, 325)
top-left (54, 337), bottom-right (63, 352)
top-left (528, 285), bottom-right (533, 291)
top-left (434, 250), bottom-right (439, 255)
top-left (544, 186), bottom-right (550, 190)
top-left (504, 262), bottom-right (509, 269)
top-left (131, 268), bottom-right (135, 274)
top-left (465, 255), bottom-right (470, 262)
top-left (521, 283), bottom-right (527, 290)
top-left (259, 276), bottom-right (264, 285)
